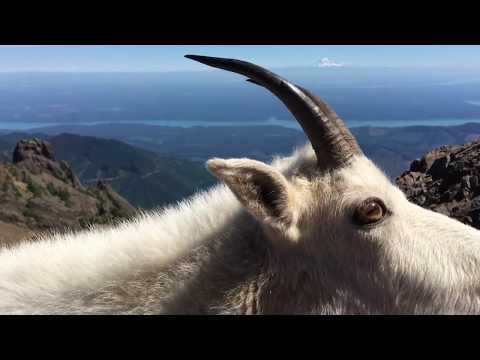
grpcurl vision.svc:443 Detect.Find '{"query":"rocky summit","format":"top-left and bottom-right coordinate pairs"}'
top-left (396, 139), bottom-right (480, 230)
top-left (0, 138), bottom-right (136, 245)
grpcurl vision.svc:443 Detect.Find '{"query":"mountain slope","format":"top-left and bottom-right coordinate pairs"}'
top-left (48, 134), bottom-right (215, 209)
top-left (0, 133), bottom-right (215, 209)
top-left (0, 138), bottom-right (136, 244)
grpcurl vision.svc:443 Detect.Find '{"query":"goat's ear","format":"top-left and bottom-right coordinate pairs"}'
top-left (207, 158), bottom-right (295, 230)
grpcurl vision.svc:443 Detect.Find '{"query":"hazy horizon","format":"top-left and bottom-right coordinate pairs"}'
top-left (2, 45), bottom-right (480, 72)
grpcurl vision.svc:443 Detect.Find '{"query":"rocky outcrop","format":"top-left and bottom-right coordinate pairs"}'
top-left (13, 138), bottom-right (55, 164)
top-left (12, 138), bottom-right (83, 189)
top-left (396, 140), bottom-right (480, 229)
top-left (0, 138), bottom-right (137, 243)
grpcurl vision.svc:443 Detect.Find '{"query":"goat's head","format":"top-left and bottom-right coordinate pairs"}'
top-left (186, 55), bottom-right (480, 314)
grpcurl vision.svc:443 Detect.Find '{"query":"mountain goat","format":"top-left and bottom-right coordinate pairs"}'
top-left (1, 55), bottom-right (480, 315)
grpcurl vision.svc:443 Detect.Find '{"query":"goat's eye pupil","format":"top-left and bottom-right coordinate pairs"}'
top-left (354, 198), bottom-right (386, 225)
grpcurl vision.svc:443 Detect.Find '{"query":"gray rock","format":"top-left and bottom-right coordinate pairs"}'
top-left (397, 139), bottom-right (480, 229)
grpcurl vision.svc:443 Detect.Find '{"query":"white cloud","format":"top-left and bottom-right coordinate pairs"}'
top-left (317, 57), bottom-right (344, 68)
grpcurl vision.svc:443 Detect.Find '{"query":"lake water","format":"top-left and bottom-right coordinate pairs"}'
top-left (2, 118), bottom-right (480, 131)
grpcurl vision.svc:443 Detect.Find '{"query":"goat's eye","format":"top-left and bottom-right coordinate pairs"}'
top-left (354, 198), bottom-right (387, 225)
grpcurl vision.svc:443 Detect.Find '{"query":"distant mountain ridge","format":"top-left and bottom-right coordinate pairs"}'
top-left (0, 132), bottom-right (215, 209)
top-left (17, 122), bottom-right (480, 179)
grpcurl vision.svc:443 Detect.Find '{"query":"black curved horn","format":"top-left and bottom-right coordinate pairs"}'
top-left (185, 54), bottom-right (363, 168)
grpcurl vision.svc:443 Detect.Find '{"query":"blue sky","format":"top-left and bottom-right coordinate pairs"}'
top-left (1, 45), bottom-right (480, 72)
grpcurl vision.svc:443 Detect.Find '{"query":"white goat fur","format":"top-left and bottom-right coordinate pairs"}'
top-left (1, 143), bottom-right (480, 314)
top-left (0, 146), bottom-right (308, 314)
